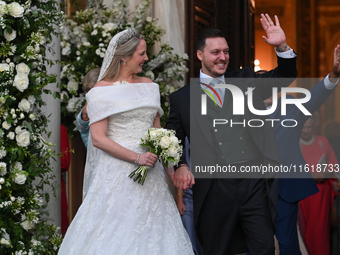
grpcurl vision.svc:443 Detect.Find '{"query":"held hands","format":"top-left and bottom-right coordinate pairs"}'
top-left (260, 13), bottom-right (287, 49)
top-left (172, 164), bottom-right (195, 190)
top-left (137, 152), bottom-right (158, 167)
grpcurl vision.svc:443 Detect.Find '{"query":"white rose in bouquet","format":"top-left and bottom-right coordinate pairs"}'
top-left (159, 136), bottom-right (171, 149)
top-left (168, 146), bottom-right (178, 158)
top-left (13, 73), bottom-right (29, 92)
top-left (4, 29), bottom-right (16, 41)
top-left (149, 129), bottom-right (162, 140)
top-left (16, 63), bottom-right (30, 75)
top-left (18, 98), bottom-right (30, 112)
top-left (14, 171), bottom-right (27, 185)
top-left (8, 2), bottom-right (24, 18)
top-left (16, 130), bottom-right (30, 147)
top-left (170, 135), bottom-right (179, 145)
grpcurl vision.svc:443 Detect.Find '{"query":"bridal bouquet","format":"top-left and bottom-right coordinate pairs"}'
top-left (129, 128), bottom-right (182, 185)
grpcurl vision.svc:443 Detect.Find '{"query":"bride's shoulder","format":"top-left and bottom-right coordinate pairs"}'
top-left (136, 76), bottom-right (154, 84)
top-left (93, 80), bottom-right (111, 87)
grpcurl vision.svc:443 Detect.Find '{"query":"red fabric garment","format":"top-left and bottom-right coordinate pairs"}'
top-left (299, 135), bottom-right (337, 255)
top-left (60, 125), bottom-right (70, 235)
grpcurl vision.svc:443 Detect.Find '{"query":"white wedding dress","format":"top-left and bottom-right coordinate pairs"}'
top-left (58, 82), bottom-right (193, 255)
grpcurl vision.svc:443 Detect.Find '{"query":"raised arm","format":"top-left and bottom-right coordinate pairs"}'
top-left (260, 13), bottom-right (287, 52)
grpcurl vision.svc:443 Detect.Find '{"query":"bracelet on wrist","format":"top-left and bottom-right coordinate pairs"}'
top-left (177, 193), bottom-right (183, 196)
top-left (135, 153), bottom-right (141, 165)
top-left (178, 164), bottom-right (190, 171)
top-left (276, 44), bottom-right (289, 52)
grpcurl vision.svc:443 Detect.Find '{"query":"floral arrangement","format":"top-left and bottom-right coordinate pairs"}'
top-left (0, 0), bottom-right (63, 254)
top-left (59, 0), bottom-right (189, 134)
top-left (129, 127), bottom-right (182, 185)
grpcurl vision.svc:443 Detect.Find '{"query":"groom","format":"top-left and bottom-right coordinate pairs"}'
top-left (166, 14), bottom-right (297, 254)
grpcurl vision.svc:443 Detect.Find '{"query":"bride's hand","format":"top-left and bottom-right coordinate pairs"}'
top-left (138, 152), bottom-right (158, 167)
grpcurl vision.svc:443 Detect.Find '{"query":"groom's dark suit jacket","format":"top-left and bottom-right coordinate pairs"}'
top-left (166, 56), bottom-right (297, 247)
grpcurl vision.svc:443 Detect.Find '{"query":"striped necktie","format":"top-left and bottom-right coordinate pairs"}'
top-left (208, 78), bottom-right (225, 108)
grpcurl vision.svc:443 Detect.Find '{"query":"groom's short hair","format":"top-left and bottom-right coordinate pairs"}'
top-left (196, 29), bottom-right (226, 52)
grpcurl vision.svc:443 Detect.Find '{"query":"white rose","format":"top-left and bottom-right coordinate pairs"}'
top-left (0, 177), bottom-right (4, 184)
top-left (27, 95), bottom-right (35, 104)
top-left (67, 80), bottom-right (78, 92)
top-left (16, 130), bottom-right (30, 147)
top-left (2, 121), bottom-right (11, 130)
top-left (145, 70), bottom-right (155, 80)
top-left (146, 16), bottom-right (152, 22)
top-left (8, 2), bottom-right (24, 18)
top-left (14, 171), bottom-right (27, 185)
top-left (169, 135), bottom-right (179, 145)
top-left (13, 73), bottom-right (29, 92)
top-left (15, 126), bottom-right (22, 134)
top-left (160, 136), bottom-right (172, 149)
top-left (4, 29), bottom-right (16, 41)
top-left (0, 149), bottom-right (6, 160)
top-left (149, 129), bottom-right (162, 140)
top-left (0, 162), bottom-right (7, 176)
top-left (29, 113), bottom-right (36, 121)
top-left (16, 63), bottom-right (30, 75)
top-left (18, 98), bottom-right (30, 112)
top-left (7, 131), bottom-right (15, 140)
top-left (0, 63), bottom-right (10, 72)
top-left (14, 162), bottom-right (23, 171)
top-left (21, 219), bottom-right (34, 230)
top-left (168, 146), bottom-right (178, 158)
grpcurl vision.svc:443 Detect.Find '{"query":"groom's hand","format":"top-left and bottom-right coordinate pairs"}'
top-left (173, 164), bottom-right (195, 190)
top-left (260, 13), bottom-right (287, 50)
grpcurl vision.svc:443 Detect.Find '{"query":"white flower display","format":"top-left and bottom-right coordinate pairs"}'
top-left (8, 2), bottom-right (24, 18)
top-left (16, 63), bottom-right (30, 75)
top-left (13, 73), bottom-right (29, 92)
top-left (0, 0), bottom-right (63, 251)
top-left (16, 130), bottom-right (30, 147)
top-left (4, 29), bottom-right (16, 41)
top-left (18, 98), bottom-right (30, 112)
top-left (14, 171), bottom-right (27, 185)
top-left (0, 63), bottom-right (10, 72)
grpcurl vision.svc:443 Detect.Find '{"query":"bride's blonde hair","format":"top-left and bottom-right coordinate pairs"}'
top-left (101, 33), bottom-right (145, 82)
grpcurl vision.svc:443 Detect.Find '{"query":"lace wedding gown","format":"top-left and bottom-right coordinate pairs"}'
top-left (58, 82), bottom-right (193, 255)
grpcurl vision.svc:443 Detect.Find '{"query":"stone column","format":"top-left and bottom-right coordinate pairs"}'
top-left (41, 22), bottom-right (61, 229)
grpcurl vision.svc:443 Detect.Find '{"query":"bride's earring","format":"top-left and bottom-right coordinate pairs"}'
top-left (123, 60), bottom-right (126, 65)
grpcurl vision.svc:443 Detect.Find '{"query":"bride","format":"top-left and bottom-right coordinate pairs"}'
top-left (58, 29), bottom-right (194, 254)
